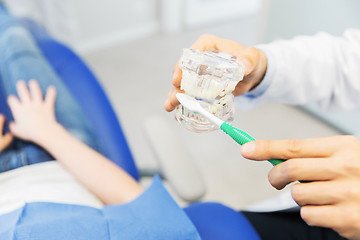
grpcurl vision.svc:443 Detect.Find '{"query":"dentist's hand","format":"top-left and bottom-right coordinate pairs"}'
top-left (0, 114), bottom-right (12, 152)
top-left (164, 34), bottom-right (268, 112)
top-left (7, 80), bottom-right (59, 145)
top-left (241, 136), bottom-right (360, 240)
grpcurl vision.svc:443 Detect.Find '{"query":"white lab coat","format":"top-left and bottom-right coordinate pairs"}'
top-left (237, 29), bottom-right (360, 111)
top-left (238, 30), bottom-right (360, 212)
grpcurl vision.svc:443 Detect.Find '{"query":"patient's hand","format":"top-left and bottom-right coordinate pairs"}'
top-left (7, 80), bottom-right (59, 144)
top-left (164, 34), bottom-right (268, 112)
top-left (0, 114), bottom-right (12, 152)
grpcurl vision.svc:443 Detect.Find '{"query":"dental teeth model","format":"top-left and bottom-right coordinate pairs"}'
top-left (175, 48), bottom-right (244, 132)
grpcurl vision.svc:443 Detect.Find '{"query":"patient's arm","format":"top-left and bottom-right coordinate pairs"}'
top-left (0, 114), bottom-right (12, 152)
top-left (7, 80), bottom-right (143, 205)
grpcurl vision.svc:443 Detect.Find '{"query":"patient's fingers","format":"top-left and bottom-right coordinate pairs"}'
top-left (45, 86), bottom-right (56, 109)
top-left (0, 114), bottom-right (5, 132)
top-left (8, 122), bottom-right (20, 138)
top-left (0, 115), bottom-right (12, 150)
top-left (29, 79), bottom-right (43, 103)
top-left (164, 88), bottom-right (183, 112)
top-left (7, 95), bottom-right (21, 116)
top-left (0, 131), bottom-right (12, 152)
top-left (16, 80), bottom-right (31, 103)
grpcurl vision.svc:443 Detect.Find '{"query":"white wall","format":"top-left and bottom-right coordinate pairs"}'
top-left (6, 0), bottom-right (159, 54)
top-left (5, 0), bottom-right (261, 53)
top-left (184, 0), bottom-right (261, 28)
top-left (161, 0), bottom-right (261, 32)
top-left (63, 0), bottom-right (159, 53)
top-left (258, 0), bottom-right (360, 42)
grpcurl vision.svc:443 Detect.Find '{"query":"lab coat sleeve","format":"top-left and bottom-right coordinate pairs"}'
top-left (236, 29), bottom-right (360, 111)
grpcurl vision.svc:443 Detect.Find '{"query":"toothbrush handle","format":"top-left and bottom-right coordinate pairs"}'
top-left (220, 122), bottom-right (284, 166)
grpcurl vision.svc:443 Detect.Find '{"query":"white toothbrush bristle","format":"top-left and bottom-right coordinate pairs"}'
top-left (176, 93), bottom-right (201, 112)
top-left (176, 93), bottom-right (224, 127)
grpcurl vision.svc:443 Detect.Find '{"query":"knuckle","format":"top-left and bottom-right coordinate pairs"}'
top-left (342, 183), bottom-right (360, 199)
top-left (339, 157), bottom-right (360, 175)
top-left (340, 135), bottom-right (359, 146)
top-left (287, 139), bottom-right (302, 154)
top-left (247, 47), bottom-right (260, 58)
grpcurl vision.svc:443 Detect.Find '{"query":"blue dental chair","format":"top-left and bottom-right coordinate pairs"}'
top-left (22, 19), bottom-right (260, 240)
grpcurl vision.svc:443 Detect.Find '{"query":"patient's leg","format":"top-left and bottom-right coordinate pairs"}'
top-left (0, 15), bottom-right (102, 171)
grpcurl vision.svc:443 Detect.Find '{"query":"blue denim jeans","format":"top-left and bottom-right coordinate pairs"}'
top-left (0, 13), bottom-right (102, 172)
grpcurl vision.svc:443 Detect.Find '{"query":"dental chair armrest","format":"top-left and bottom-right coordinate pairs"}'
top-left (144, 115), bottom-right (206, 202)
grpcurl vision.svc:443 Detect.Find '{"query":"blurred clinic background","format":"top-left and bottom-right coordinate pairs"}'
top-left (5, 0), bottom-right (360, 209)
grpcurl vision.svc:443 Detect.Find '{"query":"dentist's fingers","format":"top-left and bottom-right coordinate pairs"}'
top-left (268, 157), bottom-right (339, 189)
top-left (172, 62), bottom-right (182, 88)
top-left (233, 47), bottom-right (268, 94)
top-left (234, 47), bottom-right (260, 74)
top-left (191, 36), bottom-right (266, 96)
top-left (301, 204), bottom-right (360, 239)
top-left (241, 137), bottom-right (344, 161)
top-left (165, 62), bottom-right (182, 112)
top-left (29, 79), bottom-right (43, 103)
top-left (291, 181), bottom-right (343, 206)
top-left (16, 80), bottom-right (31, 103)
top-left (190, 34), bottom-right (245, 54)
top-left (301, 205), bottom-right (341, 229)
top-left (167, 34), bottom-right (266, 112)
top-left (164, 88), bottom-right (184, 112)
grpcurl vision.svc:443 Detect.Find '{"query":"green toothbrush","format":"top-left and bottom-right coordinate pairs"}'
top-left (176, 93), bottom-right (284, 166)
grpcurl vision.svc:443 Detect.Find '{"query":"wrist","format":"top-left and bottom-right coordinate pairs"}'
top-left (35, 123), bottom-right (66, 148)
